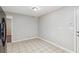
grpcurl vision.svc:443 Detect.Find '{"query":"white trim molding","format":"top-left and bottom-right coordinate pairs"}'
top-left (38, 37), bottom-right (75, 53)
top-left (73, 7), bottom-right (77, 53)
top-left (12, 36), bottom-right (39, 43)
top-left (11, 36), bottom-right (75, 53)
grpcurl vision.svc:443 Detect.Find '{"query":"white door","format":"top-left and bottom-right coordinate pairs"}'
top-left (76, 7), bottom-right (79, 52)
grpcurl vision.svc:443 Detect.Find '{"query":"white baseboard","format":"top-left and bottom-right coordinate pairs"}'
top-left (38, 37), bottom-right (75, 53)
top-left (12, 37), bottom-right (38, 43)
top-left (11, 36), bottom-right (75, 53)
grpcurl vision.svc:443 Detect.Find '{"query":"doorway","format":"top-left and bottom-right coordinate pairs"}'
top-left (6, 18), bottom-right (12, 43)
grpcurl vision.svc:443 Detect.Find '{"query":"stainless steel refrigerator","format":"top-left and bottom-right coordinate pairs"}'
top-left (0, 7), bottom-right (6, 53)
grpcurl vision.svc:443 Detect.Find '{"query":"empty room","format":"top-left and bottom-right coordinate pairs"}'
top-left (0, 6), bottom-right (79, 53)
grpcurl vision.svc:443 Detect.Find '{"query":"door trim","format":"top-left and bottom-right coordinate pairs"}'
top-left (74, 7), bottom-right (77, 53)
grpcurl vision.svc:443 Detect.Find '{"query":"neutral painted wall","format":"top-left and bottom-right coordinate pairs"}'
top-left (39, 7), bottom-right (74, 52)
top-left (6, 13), bottom-right (38, 42)
top-left (5, 7), bottom-right (75, 52)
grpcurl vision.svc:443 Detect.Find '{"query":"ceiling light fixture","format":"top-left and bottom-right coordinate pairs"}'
top-left (32, 7), bottom-right (39, 11)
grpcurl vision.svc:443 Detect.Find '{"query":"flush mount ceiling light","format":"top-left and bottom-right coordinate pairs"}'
top-left (32, 7), bottom-right (39, 11)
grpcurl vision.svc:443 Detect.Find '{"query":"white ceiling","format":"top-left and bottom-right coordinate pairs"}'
top-left (2, 6), bottom-right (63, 17)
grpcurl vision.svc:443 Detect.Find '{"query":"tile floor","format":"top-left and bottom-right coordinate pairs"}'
top-left (7, 38), bottom-right (66, 53)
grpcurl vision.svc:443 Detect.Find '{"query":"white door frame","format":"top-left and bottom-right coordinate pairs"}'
top-left (6, 15), bottom-right (13, 43)
top-left (74, 7), bottom-right (77, 53)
